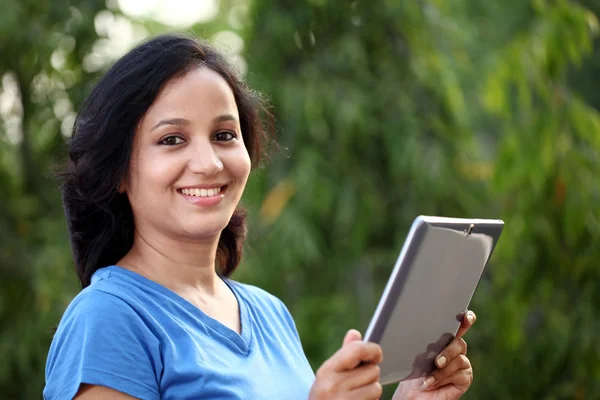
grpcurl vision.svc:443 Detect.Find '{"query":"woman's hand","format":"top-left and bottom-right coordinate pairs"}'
top-left (393, 310), bottom-right (476, 400)
top-left (309, 329), bottom-right (383, 400)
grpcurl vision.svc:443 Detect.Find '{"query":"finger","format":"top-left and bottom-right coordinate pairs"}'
top-left (421, 354), bottom-right (471, 390)
top-left (434, 336), bottom-right (467, 369)
top-left (329, 341), bottom-right (383, 371)
top-left (425, 364), bottom-right (473, 392)
top-left (343, 329), bottom-right (363, 346)
top-left (349, 381), bottom-right (383, 400)
top-left (340, 364), bottom-right (380, 390)
top-left (456, 310), bottom-right (476, 338)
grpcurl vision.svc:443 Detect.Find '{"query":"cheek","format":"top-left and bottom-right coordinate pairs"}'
top-left (148, 157), bottom-right (180, 189)
top-left (221, 145), bottom-right (251, 181)
top-left (235, 149), bottom-right (251, 183)
top-left (128, 154), bottom-right (181, 198)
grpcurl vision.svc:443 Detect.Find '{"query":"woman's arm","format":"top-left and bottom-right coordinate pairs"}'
top-left (75, 384), bottom-right (138, 400)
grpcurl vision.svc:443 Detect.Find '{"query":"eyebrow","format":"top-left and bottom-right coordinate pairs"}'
top-left (150, 118), bottom-right (189, 132)
top-left (150, 114), bottom-right (239, 132)
top-left (212, 114), bottom-right (239, 124)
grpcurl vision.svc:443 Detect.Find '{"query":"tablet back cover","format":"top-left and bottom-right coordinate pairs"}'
top-left (364, 216), bottom-right (503, 385)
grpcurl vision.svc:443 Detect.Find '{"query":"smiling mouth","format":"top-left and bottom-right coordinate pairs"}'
top-left (178, 185), bottom-right (228, 198)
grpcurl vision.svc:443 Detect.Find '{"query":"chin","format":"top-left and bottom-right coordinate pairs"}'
top-left (180, 220), bottom-right (230, 239)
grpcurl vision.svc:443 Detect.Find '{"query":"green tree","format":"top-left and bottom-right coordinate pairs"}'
top-left (240, 0), bottom-right (600, 398)
top-left (0, 2), bottom-right (107, 397)
top-left (1, 0), bottom-right (599, 398)
top-left (0, 1), bottom-right (250, 396)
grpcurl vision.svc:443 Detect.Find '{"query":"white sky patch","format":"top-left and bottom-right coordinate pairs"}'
top-left (0, 73), bottom-right (23, 145)
top-left (117, 0), bottom-right (160, 17)
top-left (228, 5), bottom-right (249, 30)
top-left (118, 0), bottom-right (219, 28)
top-left (84, 11), bottom-right (149, 72)
top-left (211, 30), bottom-right (244, 54)
top-left (211, 31), bottom-right (247, 76)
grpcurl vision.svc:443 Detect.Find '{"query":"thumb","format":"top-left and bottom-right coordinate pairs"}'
top-left (342, 329), bottom-right (363, 346)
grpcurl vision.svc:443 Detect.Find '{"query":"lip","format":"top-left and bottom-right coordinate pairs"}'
top-left (178, 184), bottom-right (229, 207)
top-left (178, 183), bottom-right (230, 190)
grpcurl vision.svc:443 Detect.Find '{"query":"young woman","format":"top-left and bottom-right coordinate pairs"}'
top-left (44, 34), bottom-right (475, 399)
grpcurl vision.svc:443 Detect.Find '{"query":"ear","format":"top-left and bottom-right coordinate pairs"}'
top-left (117, 180), bottom-right (126, 194)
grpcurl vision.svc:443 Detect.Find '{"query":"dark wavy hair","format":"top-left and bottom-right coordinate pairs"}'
top-left (61, 34), bottom-right (271, 288)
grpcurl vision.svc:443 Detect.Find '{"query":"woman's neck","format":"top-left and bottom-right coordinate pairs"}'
top-left (118, 227), bottom-right (223, 296)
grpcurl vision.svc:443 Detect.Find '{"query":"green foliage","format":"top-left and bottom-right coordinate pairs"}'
top-left (0, 1), bottom-right (237, 396)
top-left (0, 1), bottom-right (106, 397)
top-left (239, 0), bottom-right (600, 398)
top-left (1, 0), bottom-right (599, 398)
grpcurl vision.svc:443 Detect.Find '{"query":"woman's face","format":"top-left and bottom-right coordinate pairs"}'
top-left (125, 67), bottom-right (251, 241)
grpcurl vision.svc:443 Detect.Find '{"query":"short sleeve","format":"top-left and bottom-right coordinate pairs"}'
top-left (274, 298), bottom-right (303, 343)
top-left (44, 289), bottom-right (162, 400)
top-left (271, 295), bottom-right (315, 375)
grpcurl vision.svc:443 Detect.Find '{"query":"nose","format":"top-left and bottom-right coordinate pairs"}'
top-left (188, 139), bottom-right (224, 177)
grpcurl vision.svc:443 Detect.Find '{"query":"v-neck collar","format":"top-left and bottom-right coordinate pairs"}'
top-left (100, 265), bottom-right (253, 355)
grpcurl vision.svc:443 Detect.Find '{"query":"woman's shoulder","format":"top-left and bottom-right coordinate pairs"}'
top-left (65, 285), bottom-right (132, 314)
top-left (227, 280), bottom-right (293, 318)
top-left (55, 266), bottom-right (166, 339)
top-left (61, 266), bottom-right (166, 322)
top-left (62, 268), bottom-right (141, 317)
top-left (228, 280), bottom-right (304, 343)
top-left (228, 280), bottom-right (282, 305)
top-left (55, 285), bottom-right (151, 340)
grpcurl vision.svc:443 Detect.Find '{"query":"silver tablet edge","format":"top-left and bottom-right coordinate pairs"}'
top-left (363, 215), bottom-right (428, 342)
top-left (420, 215), bottom-right (505, 226)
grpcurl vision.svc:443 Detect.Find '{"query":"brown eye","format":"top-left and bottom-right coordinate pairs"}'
top-left (214, 131), bottom-right (236, 141)
top-left (159, 136), bottom-right (185, 146)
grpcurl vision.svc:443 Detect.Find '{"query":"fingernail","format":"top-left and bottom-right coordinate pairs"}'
top-left (436, 355), bottom-right (447, 367)
top-left (420, 376), bottom-right (435, 390)
top-left (467, 312), bottom-right (475, 324)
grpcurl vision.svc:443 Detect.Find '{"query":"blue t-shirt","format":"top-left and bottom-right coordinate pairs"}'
top-left (44, 266), bottom-right (315, 399)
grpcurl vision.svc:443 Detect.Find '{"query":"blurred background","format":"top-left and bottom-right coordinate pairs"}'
top-left (1, 0), bottom-right (600, 398)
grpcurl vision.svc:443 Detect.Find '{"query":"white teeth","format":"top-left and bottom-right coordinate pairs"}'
top-left (181, 187), bottom-right (223, 197)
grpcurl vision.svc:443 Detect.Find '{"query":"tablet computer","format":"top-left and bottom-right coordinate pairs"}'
top-left (363, 215), bottom-right (503, 386)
